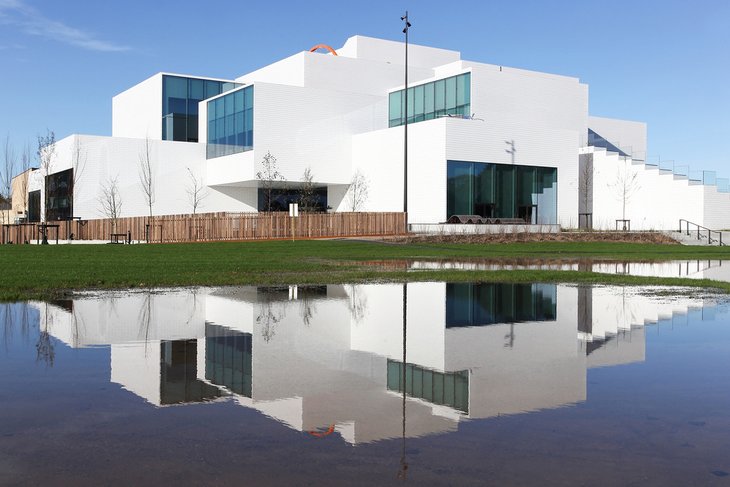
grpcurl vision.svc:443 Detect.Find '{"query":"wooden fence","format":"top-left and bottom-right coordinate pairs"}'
top-left (2, 212), bottom-right (407, 244)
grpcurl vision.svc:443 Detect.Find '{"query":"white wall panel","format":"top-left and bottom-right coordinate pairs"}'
top-left (112, 74), bottom-right (162, 140)
top-left (588, 115), bottom-right (647, 158)
top-left (236, 53), bottom-right (306, 86)
top-left (46, 134), bottom-right (257, 220)
top-left (446, 119), bottom-right (580, 227)
top-left (337, 35), bottom-right (460, 69)
top-left (348, 119), bottom-right (446, 221)
top-left (252, 82), bottom-right (386, 186)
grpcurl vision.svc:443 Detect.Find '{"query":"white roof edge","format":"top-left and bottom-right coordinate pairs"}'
top-left (588, 114), bottom-right (647, 126)
top-left (113, 72), bottom-right (239, 99)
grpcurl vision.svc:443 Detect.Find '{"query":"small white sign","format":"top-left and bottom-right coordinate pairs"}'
top-left (289, 203), bottom-right (299, 217)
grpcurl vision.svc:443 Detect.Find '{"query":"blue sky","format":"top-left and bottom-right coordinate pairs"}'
top-left (0, 0), bottom-right (728, 175)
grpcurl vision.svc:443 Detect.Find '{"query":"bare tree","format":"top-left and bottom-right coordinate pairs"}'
top-left (610, 159), bottom-right (640, 227)
top-left (346, 284), bottom-right (368, 323)
top-left (185, 167), bottom-right (208, 215)
top-left (257, 300), bottom-right (285, 343)
top-left (137, 292), bottom-right (154, 356)
top-left (348, 170), bottom-right (369, 212)
top-left (18, 143), bottom-right (32, 219)
top-left (98, 176), bottom-right (123, 233)
top-left (255, 151), bottom-right (285, 211)
top-left (36, 130), bottom-right (56, 223)
top-left (70, 136), bottom-right (87, 216)
top-left (139, 136), bottom-right (155, 219)
top-left (298, 166), bottom-right (317, 212)
top-left (36, 303), bottom-right (55, 367)
top-left (1, 134), bottom-right (16, 225)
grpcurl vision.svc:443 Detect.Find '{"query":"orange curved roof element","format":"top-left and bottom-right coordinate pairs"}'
top-left (307, 424), bottom-right (336, 438)
top-left (309, 44), bottom-right (338, 56)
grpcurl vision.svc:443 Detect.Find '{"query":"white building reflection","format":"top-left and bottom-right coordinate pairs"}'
top-left (33, 283), bottom-right (715, 444)
top-left (412, 259), bottom-right (729, 281)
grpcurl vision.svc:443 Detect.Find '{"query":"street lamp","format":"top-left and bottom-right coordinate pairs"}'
top-left (402, 12), bottom-right (411, 218)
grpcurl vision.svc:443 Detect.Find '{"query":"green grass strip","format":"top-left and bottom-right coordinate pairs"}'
top-left (2, 240), bottom-right (730, 301)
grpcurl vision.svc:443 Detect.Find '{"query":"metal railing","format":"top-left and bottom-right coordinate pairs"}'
top-left (679, 219), bottom-right (723, 246)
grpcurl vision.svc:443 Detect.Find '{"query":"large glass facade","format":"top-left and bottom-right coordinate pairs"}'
top-left (447, 160), bottom-right (557, 224)
top-left (162, 75), bottom-right (240, 143)
top-left (389, 72), bottom-right (471, 127)
top-left (387, 360), bottom-right (469, 413)
top-left (45, 168), bottom-right (73, 221)
top-left (206, 85), bottom-right (254, 159)
top-left (446, 283), bottom-right (557, 328)
top-left (257, 187), bottom-right (327, 212)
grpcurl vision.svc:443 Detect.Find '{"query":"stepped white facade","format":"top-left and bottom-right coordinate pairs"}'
top-left (21, 35), bottom-right (727, 230)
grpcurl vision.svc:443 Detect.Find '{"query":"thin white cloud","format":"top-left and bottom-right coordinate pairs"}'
top-left (0, 0), bottom-right (130, 52)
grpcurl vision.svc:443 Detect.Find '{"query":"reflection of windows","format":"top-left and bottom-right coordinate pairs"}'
top-left (446, 283), bottom-right (557, 328)
top-left (205, 323), bottom-right (252, 397)
top-left (389, 73), bottom-right (471, 127)
top-left (387, 360), bottom-right (469, 414)
top-left (160, 340), bottom-right (222, 405)
top-left (447, 160), bottom-right (557, 224)
top-left (256, 285), bottom-right (328, 301)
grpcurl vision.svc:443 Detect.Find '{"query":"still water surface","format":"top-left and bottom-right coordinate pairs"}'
top-left (1, 283), bottom-right (730, 486)
top-left (411, 259), bottom-right (730, 281)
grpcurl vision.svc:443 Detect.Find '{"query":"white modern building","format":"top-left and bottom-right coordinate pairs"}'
top-left (23, 35), bottom-right (730, 230)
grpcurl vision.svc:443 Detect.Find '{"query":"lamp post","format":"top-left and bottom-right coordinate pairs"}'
top-left (402, 12), bottom-right (411, 220)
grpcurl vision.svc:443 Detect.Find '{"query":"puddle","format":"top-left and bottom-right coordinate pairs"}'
top-left (359, 258), bottom-right (730, 282)
top-left (1, 283), bottom-right (730, 485)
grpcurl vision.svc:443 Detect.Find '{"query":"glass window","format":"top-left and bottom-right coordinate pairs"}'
top-left (388, 72), bottom-right (470, 127)
top-left (189, 78), bottom-right (204, 100)
top-left (406, 86), bottom-right (415, 121)
top-left (457, 72), bottom-right (470, 107)
top-left (445, 76), bottom-right (457, 111)
top-left (163, 75), bottom-right (240, 142)
top-left (424, 83), bottom-right (435, 119)
top-left (206, 85), bottom-right (254, 159)
top-left (205, 80), bottom-right (221, 99)
top-left (163, 76), bottom-right (187, 116)
top-left (215, 97), bottom-right (224, 119)
top-left (389, 91), bottom-right (402, 127)
top-left (257, 187), bottom-right (327, 212)
top-left (224, 94), bottom-right (234, 116)
top-left (45, 169), bottom-right (73, 221)
top-left (447, 160), bottom-right (557, 224)
top-left (234, 90), bottom-right (244, 112)
top-left (446, 161), bottom-right (473, 217)
top-left (434, 79), bottom-right (445, 114)
top-left (414, 84), bottom-right (424, 122)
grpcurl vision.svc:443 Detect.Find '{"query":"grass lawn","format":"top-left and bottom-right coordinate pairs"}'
top-left (2, 239), bottom-right (730, 300)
